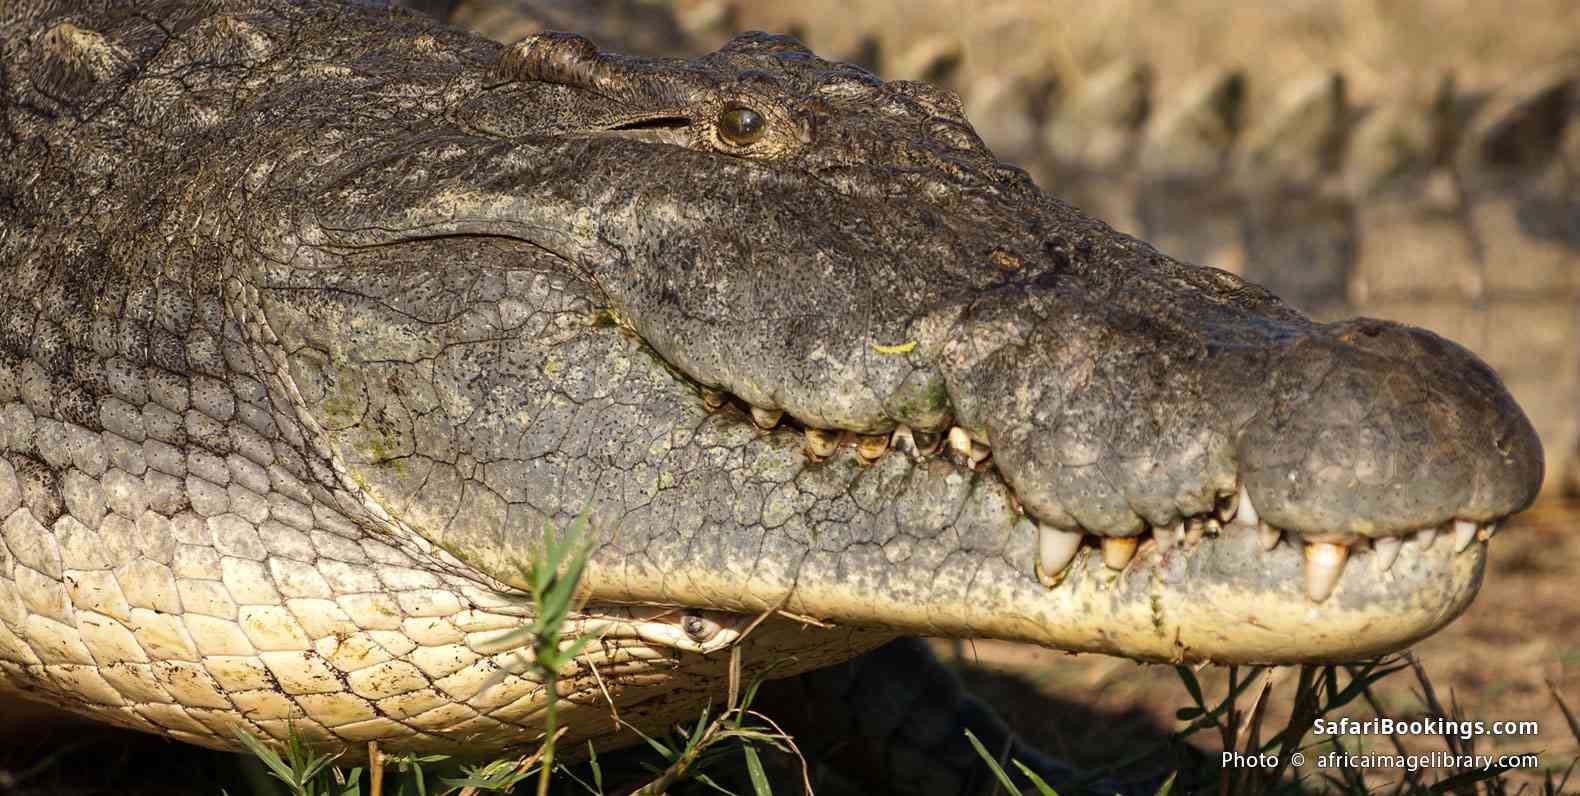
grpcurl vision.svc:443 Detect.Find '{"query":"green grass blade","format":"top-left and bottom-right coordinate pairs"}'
top-left (1010, 758), bottom-right (1063, 796)
top-left (963, 729), bottom-right (1021, 795)
top-left (232, 726), bottom-right (304, 791)
top-left (741, 743), bottom-right (772, 796)
top-left (691, 771), bottom-right (739, 795)
top-left (1151, 771), bottom-right (1177, 796)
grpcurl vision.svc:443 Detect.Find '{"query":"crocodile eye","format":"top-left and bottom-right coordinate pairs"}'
top-left (718, 106), bottom-right (766, 146)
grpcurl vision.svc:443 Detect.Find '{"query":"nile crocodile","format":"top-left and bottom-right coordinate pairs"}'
top-left (0, 0), bottom-right (1545, 782)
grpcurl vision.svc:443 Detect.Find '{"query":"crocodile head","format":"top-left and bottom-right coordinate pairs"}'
top-left (255, 30), bottom-right (1542, 663)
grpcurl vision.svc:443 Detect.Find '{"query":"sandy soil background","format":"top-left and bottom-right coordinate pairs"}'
top-left (718, 0), bottom-right (1578, 109)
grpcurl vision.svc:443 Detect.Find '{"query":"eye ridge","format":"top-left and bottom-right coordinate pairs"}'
top-left (718, 105), bottom-right (767, 146)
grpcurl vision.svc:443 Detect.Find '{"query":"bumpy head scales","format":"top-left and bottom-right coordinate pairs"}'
top-left (262, 30), bottom-right (1547, 663)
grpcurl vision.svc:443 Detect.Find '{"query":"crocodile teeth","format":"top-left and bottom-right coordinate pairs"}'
top-left (1373, 536), bottom-right (1402, 572)
top-left (947, 426), bottom-right (972, 457)
top-left (702, 388), bottom-right (726, 410)
top-left (1216, 489), bottom-right (1239, 523)
top-left (1036, 525), bottom-right (1083, 585)
top-left (1102, 536), bottom-right (1138, 570)
top-left (890, 425), bottom-right (917, 455)
top-left (892, 426), bottom-right (944, 460)
top-left (968, 442), bottom-right (992, 467)
top-left (1453, 519), bottom-right (1477, 553)
top-left (804, 428), bottom-right (841, 459)
top-left (1258, 522), bottom-right (1282, 551)
top-left (1478, 522), bottom-right (1497, 541)
top-left (750, 406), bottom-right (783, 429)
top-left (1304, 541), bottom-right (1349, 602)
top-left (1415, 527), bottom-right (1438, 548)
top-left (1235, 485), bottom-right (1259, 526)
top-left (1152, 523), bottom-right (1179, 550)
top-left (856, 434), bottom-right (890, 463)
top-left (910, 429), bottom-right (943, 457)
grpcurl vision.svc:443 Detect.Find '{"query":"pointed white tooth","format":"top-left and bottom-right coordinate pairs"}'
top-left (1415, 526), bottom-right (1438, 548)
top-left (1258, 521), bottom-right (1281, 551)
top-left (947, 426), bottom-right (972, 457)
top-left (702, 388), bottom-right (726, 410)
top-left (1477, 522), bottom-right (1497, 541)
top-left (1217, 489), bottom-right (1239, 523)
top-left (890, 424), bottom-right (916, 455)
top-left (968, 442), bottom-right (991, 466)
top-left (1453, 519), bottom-right (1476, 553)
top-left (1373, 536), bottom-right (1402, 572)
top-left (1235, 485), bottom-right (1259, 526)
top-left (911, 429), bottom-right (943, 456)
top-left (1102, 536), bottom-right (1138, 570)
top-left (856, 434), bottom-right (890, 462)
top-left (1304, 541), bottom-right (1350, 602)
top-left (750, 406), bottom-right (783, 429)
top-left (804, 428), bottom-right (841, 459)
top-left (1153, 523), bottom-right (1179, 550)
top-left (1036, 525), bottom-right (1083, 586)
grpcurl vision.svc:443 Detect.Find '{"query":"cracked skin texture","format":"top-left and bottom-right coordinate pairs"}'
top-left (0, 0), bottom-right (1545, 757)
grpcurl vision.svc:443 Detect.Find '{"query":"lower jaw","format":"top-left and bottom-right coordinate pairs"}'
top-left (619, 516), bottom-right (1490, 666)
top-left (1008, 526), bottom-right (1486, 663)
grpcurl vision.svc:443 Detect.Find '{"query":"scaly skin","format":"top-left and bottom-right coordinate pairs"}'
top-left (0, 0), bottom-right (1543, 762)
top-left (409, 1), bottom-right (1580, 495)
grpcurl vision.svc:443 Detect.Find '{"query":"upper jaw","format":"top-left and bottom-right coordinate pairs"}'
top-left (939, 300), bottom-right (1543, 538)
top-left (596, 196), bottom-right (1543, 615)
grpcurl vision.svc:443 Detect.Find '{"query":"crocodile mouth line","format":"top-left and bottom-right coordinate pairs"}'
top-left (689, 382), bottom-right (1505, 605)
top-left (322, 225), bottom-right (1518, 613)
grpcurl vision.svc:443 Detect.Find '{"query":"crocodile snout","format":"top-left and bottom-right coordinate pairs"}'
top-left (914, 226), bottom-right (1543, 604)
top-left (1240, 318), bottom-right (1544, 538)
